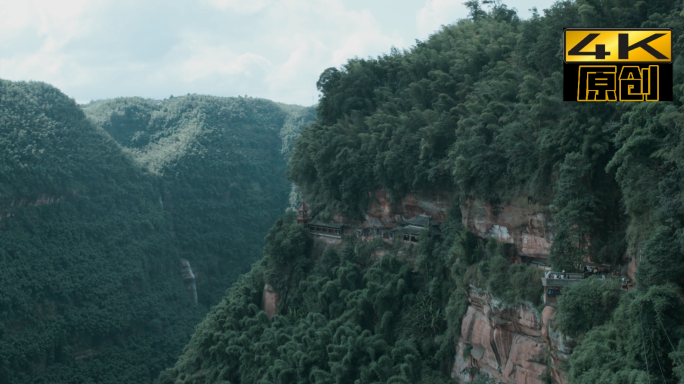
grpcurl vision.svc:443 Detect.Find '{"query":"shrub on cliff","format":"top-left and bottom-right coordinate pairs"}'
top-left (261, 211), bottom-right (312, 291)
top-left (472, 374), bottom-right (503, 384)
top-left (461, 237), bottom-right (544, 307)
top-left (556, 277), bottom-right (623, 339)
top-left (636, 225), bottom-right (684, 291)
top-left (673, 339), bottom-right (684, 384)
top-left (487, 255), bottom-right (544, 306)
top-left (568, 284), bottom-right (684, 384)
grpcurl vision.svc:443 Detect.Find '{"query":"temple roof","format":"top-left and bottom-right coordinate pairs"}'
top-left (309, 220), bottom-right (344, 229)
top-left (403, 213), bottom-right (439, 228)
top-left (391, 225), bottom-right (440, 236)
top-left (297, 202), bottom-right (309, 212)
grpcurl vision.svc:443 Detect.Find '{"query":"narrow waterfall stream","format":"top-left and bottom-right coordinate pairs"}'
top-left (180, 259), bottom-right (198, 304)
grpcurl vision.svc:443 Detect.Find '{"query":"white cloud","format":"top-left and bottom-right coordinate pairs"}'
top-left (0, 0), bottom-right (104, 48)
top-left (416, 0), bottom-right (469, 37)
top-left (0, 52), bottom-right (64, 80)
top-left (1, 0), bottom-right (408, 105)
top-left (0, 0), bottom-right (558, 106)
top-left (200, 0), bottom-right (273, 13)
top-left (198, 0), bottom-right (408, 102)
top-left (177, 47), bottom-right (273, 82)
top-left (257, 0), bottom-right (405, 98)
top-left (0, 0), bottom-right (107, 90)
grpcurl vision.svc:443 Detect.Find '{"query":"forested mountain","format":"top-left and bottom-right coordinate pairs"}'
top-left (0, 81), bottom-right (314, 383)
top-left (158, 210), bottom-right (544, 384)
top-left (159, 1), bottom-right (684, 384)
top-left (83, 96), bottom-right (315, 305)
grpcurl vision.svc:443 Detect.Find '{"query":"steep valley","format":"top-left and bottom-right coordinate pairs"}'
top-left (0, 80), bottom-right (314, 383)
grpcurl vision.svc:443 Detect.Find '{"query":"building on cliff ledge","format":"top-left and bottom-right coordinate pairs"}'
top-left (541, 272), bottom-right (584, 306)
top-left (356, 227), bottom-right (395, 240)
top-left (308, 220), bottom-right (344, 239)
top-left (391, 213), bottom-right (441, 243)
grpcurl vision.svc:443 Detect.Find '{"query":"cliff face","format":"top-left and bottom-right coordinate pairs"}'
top-left (451, 291), bottom-right (570, 384)
top-left (359, 192), bottom-right (567, 383)
top-left (0, 194), bottom-right (65, 220)
top-left (263, 284), bottom-right (280, 318)
top-left (352, 190), bottom-right (555, 262)
top-left (362, 189), bottom-right (452, 226)
top-left (308, 190), bottom-right (566, 383)
top-left (460, 198), bottom-right (555, 261)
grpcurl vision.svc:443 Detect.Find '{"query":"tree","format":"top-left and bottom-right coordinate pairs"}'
top-left (464, 0), bottom-right (487, 20)
top-left (550, 153), bottom-right (601, 271)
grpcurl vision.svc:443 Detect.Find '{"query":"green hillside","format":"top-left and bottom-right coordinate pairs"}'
top-left (0, 81), bottom-right (314, 383)
top-left (157, 210), bottom-right (544, 384)
top-left (159, 1), bottom-right (684, 383)
top-left (83, 96), bottom-right (315, 304)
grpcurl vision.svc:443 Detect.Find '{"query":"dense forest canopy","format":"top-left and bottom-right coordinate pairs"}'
top-left (0, 81), bottom-right (313, 383)
top-left (83, 96), bottom-right (315, 304)
top-left (162, 1), bottom-right (684, 384)
top-left (158, 209), bottom-right (545, 384)
top-left (288, 0), bottom-right (684, 276)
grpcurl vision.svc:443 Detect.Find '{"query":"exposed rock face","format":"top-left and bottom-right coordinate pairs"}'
top-left (322, 189), bottom-right (567, 383)
top-left (461, 198), bottom-right (555, 260)
top-left (336, 190), bottom-right (555, 261)
top-left (263, 284), bottom-right (280, 318)
top-left (451, 290), bottom-right (569, 384)
top-left (334, 189), bottom-right (452, 228)
top-left (0, 194), bottom-right (64, 220)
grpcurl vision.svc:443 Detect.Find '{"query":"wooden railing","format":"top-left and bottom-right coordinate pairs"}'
top-left (542, 278), bottom-right (577, 287)
top-left (542, 272), bottom-right (584, 287)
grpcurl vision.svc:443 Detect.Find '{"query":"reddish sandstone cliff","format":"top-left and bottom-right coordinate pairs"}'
top-left (279, 189), bottom-right (567, 383)
top-left (460, 198), bottom-right (555, 260)
top-left (355, 191), bottom-right (567, 383)
top-left (331, 189), bottom-right (452, 228)
top-left (363, 189), bottom-right (452, 225)
top-left (451, 290), bottom-right (570, 384)
top-left (355, 190), bottom-right (556, 261)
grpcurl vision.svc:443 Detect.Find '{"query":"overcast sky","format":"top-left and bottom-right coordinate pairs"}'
top-left (0, 0), bottom-right (559, 106)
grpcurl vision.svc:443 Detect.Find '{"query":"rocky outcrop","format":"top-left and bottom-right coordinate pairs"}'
top-left (451, 290), bottom-right (569, 384)
top-left (364, 189), bottom-right (452, 225)
top-left (333, 189), bottom-right (452, 228)
top-left (263, 284), bottom-right (280, 318)
top-left (344, 190), bottom-right (555, 261)
top-left (0, 194), bottom-right (65, 220)
top-left (461, 198), bottom-right (555, 260)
